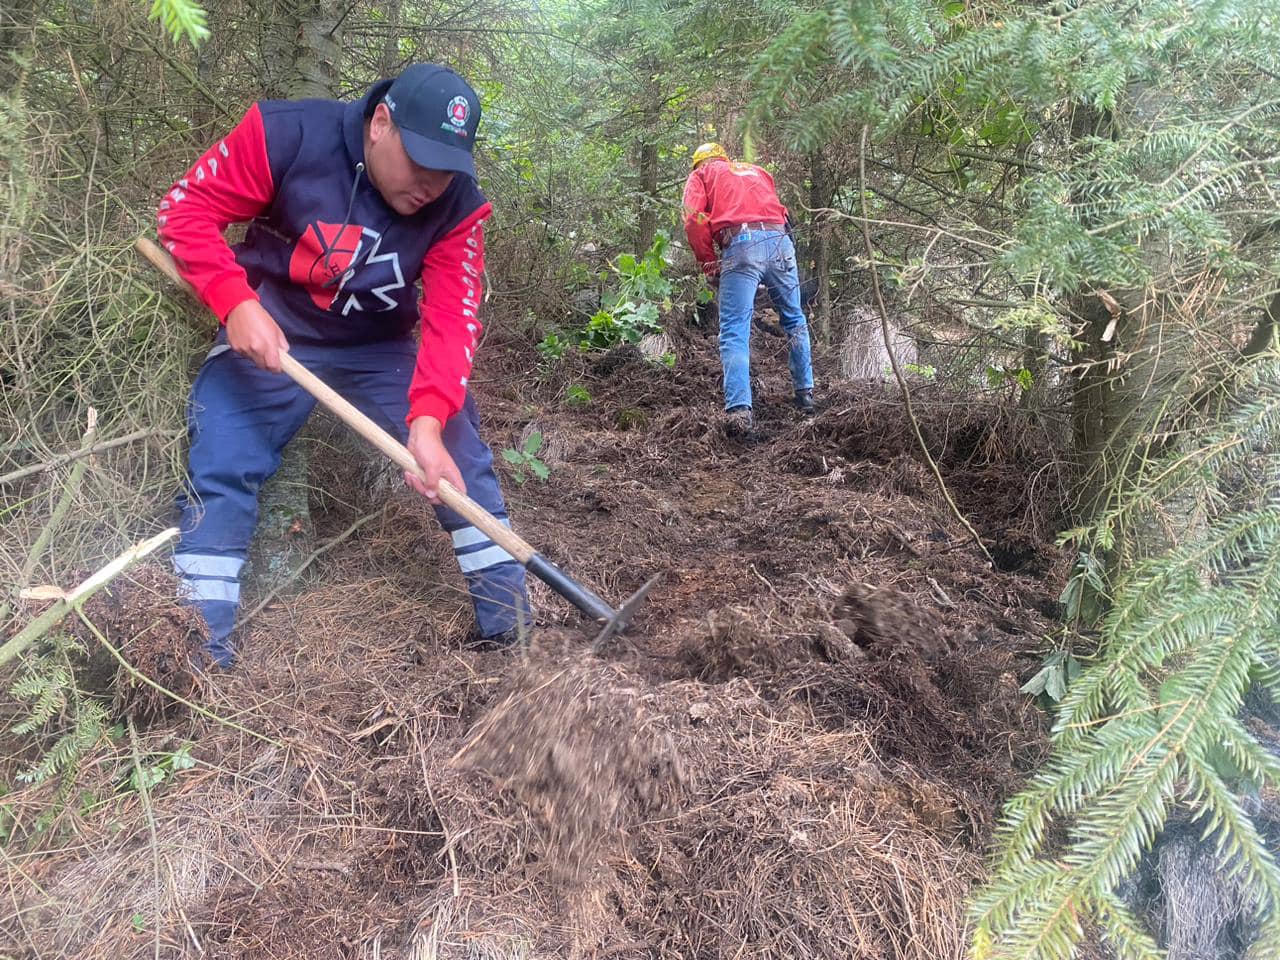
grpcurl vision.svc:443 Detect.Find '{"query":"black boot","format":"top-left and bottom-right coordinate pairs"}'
top-left (794, 389), bottom-right (815, 415)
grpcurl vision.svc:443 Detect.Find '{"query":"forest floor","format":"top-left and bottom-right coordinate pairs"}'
top-left (1, 313), bottom-right (1076, 959)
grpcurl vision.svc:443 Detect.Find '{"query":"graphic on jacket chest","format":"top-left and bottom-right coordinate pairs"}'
top-left (288, 222), bottom-right (406, 316)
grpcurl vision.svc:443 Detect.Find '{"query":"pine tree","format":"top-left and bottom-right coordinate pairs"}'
top-left (745, 1), bottom-right (1280, 954)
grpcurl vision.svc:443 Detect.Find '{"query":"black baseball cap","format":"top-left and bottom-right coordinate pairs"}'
top-left (382, 64), bottom-right (481, 178)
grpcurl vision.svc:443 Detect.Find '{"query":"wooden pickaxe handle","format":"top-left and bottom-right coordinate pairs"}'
top-left (278, 351), bottom-right (536, 564)
top-left (136, 236), bottom-right (627, 626)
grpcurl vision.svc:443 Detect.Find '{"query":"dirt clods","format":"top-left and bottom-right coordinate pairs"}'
top-left (461, 655), bottom-right (682, 887)
top-left (830, 581), bottom-right (949, 660)
top-left (74, 563), bottom-right (205, 718)
top-left (678, 606), bottom-right (804, 681)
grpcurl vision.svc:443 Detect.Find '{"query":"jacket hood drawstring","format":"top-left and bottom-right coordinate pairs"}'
top-left (322, 161), bottom-right (366, 290)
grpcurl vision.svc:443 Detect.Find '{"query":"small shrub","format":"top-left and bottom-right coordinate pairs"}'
top-left (502, 432), bottom-right (550, 484)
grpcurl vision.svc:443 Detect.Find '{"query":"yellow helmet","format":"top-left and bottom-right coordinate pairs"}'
top-left (691, 142), bottom-right (729, 169)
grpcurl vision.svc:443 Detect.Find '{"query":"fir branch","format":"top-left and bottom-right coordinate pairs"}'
top-left (146, 0), bottom-right (210, 47)
top-left (1094, 889), bottom-right (1163, 960)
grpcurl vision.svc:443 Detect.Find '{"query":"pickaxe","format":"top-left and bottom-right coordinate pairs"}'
top-left (136, 236), bottom-right (655, 648)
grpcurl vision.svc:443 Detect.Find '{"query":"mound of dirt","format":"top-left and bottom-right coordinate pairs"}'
top-left (74, 563), bottom-right (206, 718)
top-left (459, 654), bottom-right (683, 887)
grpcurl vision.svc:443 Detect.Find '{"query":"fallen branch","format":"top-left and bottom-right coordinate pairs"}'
top-left (858, 126), bottom-right (993, 566)
top-left (0, 528), bottom-right (179, 667)
top-left (125, 715), bottom-right (165, 960)
top-left (0, 428), bottom-right (182, 486)
top-left (0, 409), bottom-right (99, 627)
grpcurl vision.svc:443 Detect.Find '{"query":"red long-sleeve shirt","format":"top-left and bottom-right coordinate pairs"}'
top-left (157, 91), bottom-right (488, 426)
top-left (681, 158), bottom-right (789, 272)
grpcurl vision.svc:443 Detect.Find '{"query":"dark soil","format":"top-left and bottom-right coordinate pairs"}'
top-left (75, 564), bottom-right (207, 718)
top-left (1, 319), bottom-right (1070, 960)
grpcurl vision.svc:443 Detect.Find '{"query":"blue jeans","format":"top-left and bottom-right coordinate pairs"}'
top-left (717, 228), bottom-right (814, 411)
top-left (175, 336), bottom-right (529, 665)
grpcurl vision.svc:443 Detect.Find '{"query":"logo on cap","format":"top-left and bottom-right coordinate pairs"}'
top-left (447, 95), bottom-right (470, 127)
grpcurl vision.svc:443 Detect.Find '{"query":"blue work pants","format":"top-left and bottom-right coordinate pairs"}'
top-left (716, 228), bottom-right (814, 410)
top-left (175, 337), bottom-right (528, 665)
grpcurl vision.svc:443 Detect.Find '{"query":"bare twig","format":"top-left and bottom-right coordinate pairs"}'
top-left (125, 716), bottom-right (164, 960)
top-left (0, 528), bottom-right (180, 667)
top-left (858, 126), bottom-right (993, 566)
top-left (0, 428), bottom-right (181, 486)
top-left (237, 506), bottom-right (390, 628)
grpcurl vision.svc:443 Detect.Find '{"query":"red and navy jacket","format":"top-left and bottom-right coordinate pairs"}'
top-left (681, 158), bottom-right (789, 273)
top-left (157, 79), bottom-right (489, 426)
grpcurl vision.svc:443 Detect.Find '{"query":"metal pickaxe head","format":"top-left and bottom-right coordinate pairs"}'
top-left (525, 555), bottom-right (658, 650)
top-left (591, 575), bottom-right (661, 652)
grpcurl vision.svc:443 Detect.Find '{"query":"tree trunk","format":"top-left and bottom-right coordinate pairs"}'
top-left (291, 5), bottom-right (343, 99)
top-left (1071, 87), bottom-right (1205, 561)
top-left (0, 0), bottom-right (34, 90)
top-left (192, 31), bottom-right (219, 133)
top-left (1096, 294), bottom-right (1202, 559)
top-left (636, 141), bottom-right (659, 251)
top-left (250, 0), bottom-right (345, 587)
top-left (1069, 292), bottom-right (1114, 519)
top-left (808, 150), bottom-right (835, 341)
top-left (377, 0), bottom-right (403, 77)
top-left (635, 86), bottom-right (661, 252)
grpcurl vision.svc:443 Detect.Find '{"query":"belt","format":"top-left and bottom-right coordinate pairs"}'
top-left (717, 222), bottom-right (785, 246)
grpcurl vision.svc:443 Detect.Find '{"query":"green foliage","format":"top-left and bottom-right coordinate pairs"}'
top-left (992, 301), bottom-right (1078, 349)
top-left (985, 365), bottom-right (1034, 392)
top-left (123, 743), bottom-right (196, 794)
top-left (9, 634), bottom-right (109, 788)
top-left (546, 234), bottom-right (675, 356)
top-left (746, 0), bottom-right (1280, 294)
top-left (565, 384), bottom-right (592, 407)
top-left (502, 432), bottom-right (550, 485)
top-left (1019, 649), bottom-right (1081, 706)
top-left (147, 0), bottom-right (210, 46)
top-left (580, 302), bottom-right (662, 351)
top-left (972, 357), bottom-right (1280, 958)
top-left (536, 332), bottom-right (569, 363)
top-left (580, 232), bottom-right (674, 350)
top-left (886, 362), bottom-right (937, 380)
top-left (614, 232), bottom-right (674, 305)
top-left (1057, 550), bottom-right (1108, 626)
top-left (743, 12), bottom-right (1280, 949)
